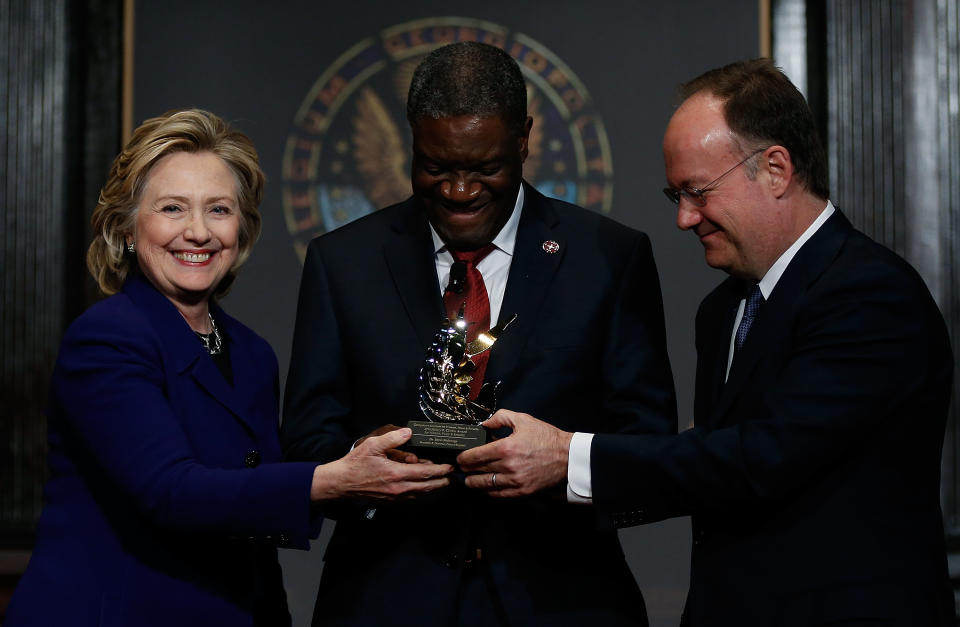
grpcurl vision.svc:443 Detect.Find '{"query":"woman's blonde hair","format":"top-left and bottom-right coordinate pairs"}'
top-left (87, 109), bottom-right (265, 298)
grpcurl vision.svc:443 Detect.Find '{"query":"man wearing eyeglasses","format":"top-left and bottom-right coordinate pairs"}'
top-left (459, 58), bottom-right (955, 625)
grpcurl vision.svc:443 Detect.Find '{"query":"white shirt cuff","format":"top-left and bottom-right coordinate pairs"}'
top-left (566, 432), bottom-right (594, 503)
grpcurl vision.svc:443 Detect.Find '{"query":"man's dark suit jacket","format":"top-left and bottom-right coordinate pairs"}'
top-left (282, 183), bottom-right (677, 626)
top-left (591, 211), bottom-right (955, 626)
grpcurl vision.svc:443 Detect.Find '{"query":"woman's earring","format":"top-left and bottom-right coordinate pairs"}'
top-left (127, 241), bottom-right (136, 253)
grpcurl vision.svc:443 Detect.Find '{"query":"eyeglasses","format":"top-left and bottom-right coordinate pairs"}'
top-left (662, 148), bottom-right (767, 207)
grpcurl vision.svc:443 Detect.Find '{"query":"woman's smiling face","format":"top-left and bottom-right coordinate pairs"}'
top-left (131, 151), bottom-right (240, 309)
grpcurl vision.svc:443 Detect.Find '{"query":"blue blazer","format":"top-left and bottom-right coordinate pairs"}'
top-left (592, 211), bottom-right (955, 626)
top-left (7, 274), bottom-right (319, 627)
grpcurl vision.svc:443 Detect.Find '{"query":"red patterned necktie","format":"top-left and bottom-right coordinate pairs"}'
top-left (444, 244), bottom-right (496, 399)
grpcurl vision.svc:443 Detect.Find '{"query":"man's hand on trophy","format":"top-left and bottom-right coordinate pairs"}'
top-left (458, 410), bottom-right (573, 498)
top-left (355, 424), bottom-right (421, 463)
top-left (312, 428), bottom-right (453, 501)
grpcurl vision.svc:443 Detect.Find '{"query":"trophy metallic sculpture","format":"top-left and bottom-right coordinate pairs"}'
top-left (406, 306), bottom-right (517, 456)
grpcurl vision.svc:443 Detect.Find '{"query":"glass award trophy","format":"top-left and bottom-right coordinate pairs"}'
top-left (406, 307), bottom-right (517, 459)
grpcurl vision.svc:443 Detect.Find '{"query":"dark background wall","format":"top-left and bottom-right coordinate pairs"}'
top-left (7, 1), bottom-right (959, 625)
top-left (129, 2), bottom-right (757, 624)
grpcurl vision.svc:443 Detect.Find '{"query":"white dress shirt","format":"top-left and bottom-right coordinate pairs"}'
top-left (723, 201), bottom-right (835, 379)
top-left (430, 185), bottom-right (524, 318)
top-left (567, 201), bottom-right (836, 501)
top-left (362, 188), bottom-right (524, 520)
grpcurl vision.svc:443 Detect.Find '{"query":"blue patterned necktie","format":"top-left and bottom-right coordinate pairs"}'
top-left (734, 283), bottom-right (764, 355)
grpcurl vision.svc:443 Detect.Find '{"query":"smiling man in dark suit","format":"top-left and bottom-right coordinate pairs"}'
top-left (281, 42), bottom-right (677, 626)
top-left (460, 59), bottom-right (955, 626)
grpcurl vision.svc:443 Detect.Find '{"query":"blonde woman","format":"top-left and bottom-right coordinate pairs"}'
top-left (7, 109), bottom-right (450, 627)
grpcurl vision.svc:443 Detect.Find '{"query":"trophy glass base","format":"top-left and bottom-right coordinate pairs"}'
top-left (404, 420), bottom-right (487, 464)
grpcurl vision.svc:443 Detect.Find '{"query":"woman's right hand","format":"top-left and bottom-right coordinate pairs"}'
top-left (310, 428), bottom-right (452, 502)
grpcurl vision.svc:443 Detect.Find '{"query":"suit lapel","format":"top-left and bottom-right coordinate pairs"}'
top-left (694, 279), bottom-right (743, 429)
top-left (383, 200), bottom-right (445, 349)
top-left (205, 305), bottom-right (264, 431)
top-left (189, 351), bottom-right (258, 433)
top-left (485, 183), bottom-right (564, 384)
top-left (382, 187), bottom-right (564, 385)
top-left (122, 274), bottom-right (258, 433)
top-left (709, 211), bottom-right (853, 427)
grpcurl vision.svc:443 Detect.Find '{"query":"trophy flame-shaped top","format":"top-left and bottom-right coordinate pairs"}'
top-left (417, 310), bottom-right (515, 424)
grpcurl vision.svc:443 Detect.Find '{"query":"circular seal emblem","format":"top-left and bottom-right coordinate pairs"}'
top-left (282, 17), bottom-right (614, 261)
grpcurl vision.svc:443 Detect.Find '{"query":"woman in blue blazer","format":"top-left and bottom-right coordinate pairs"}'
top-left (6, 109), bottom-right (450, 627)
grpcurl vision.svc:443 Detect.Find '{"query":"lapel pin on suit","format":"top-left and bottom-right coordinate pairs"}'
top-left (542, 240), bottom-right (560, 254)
